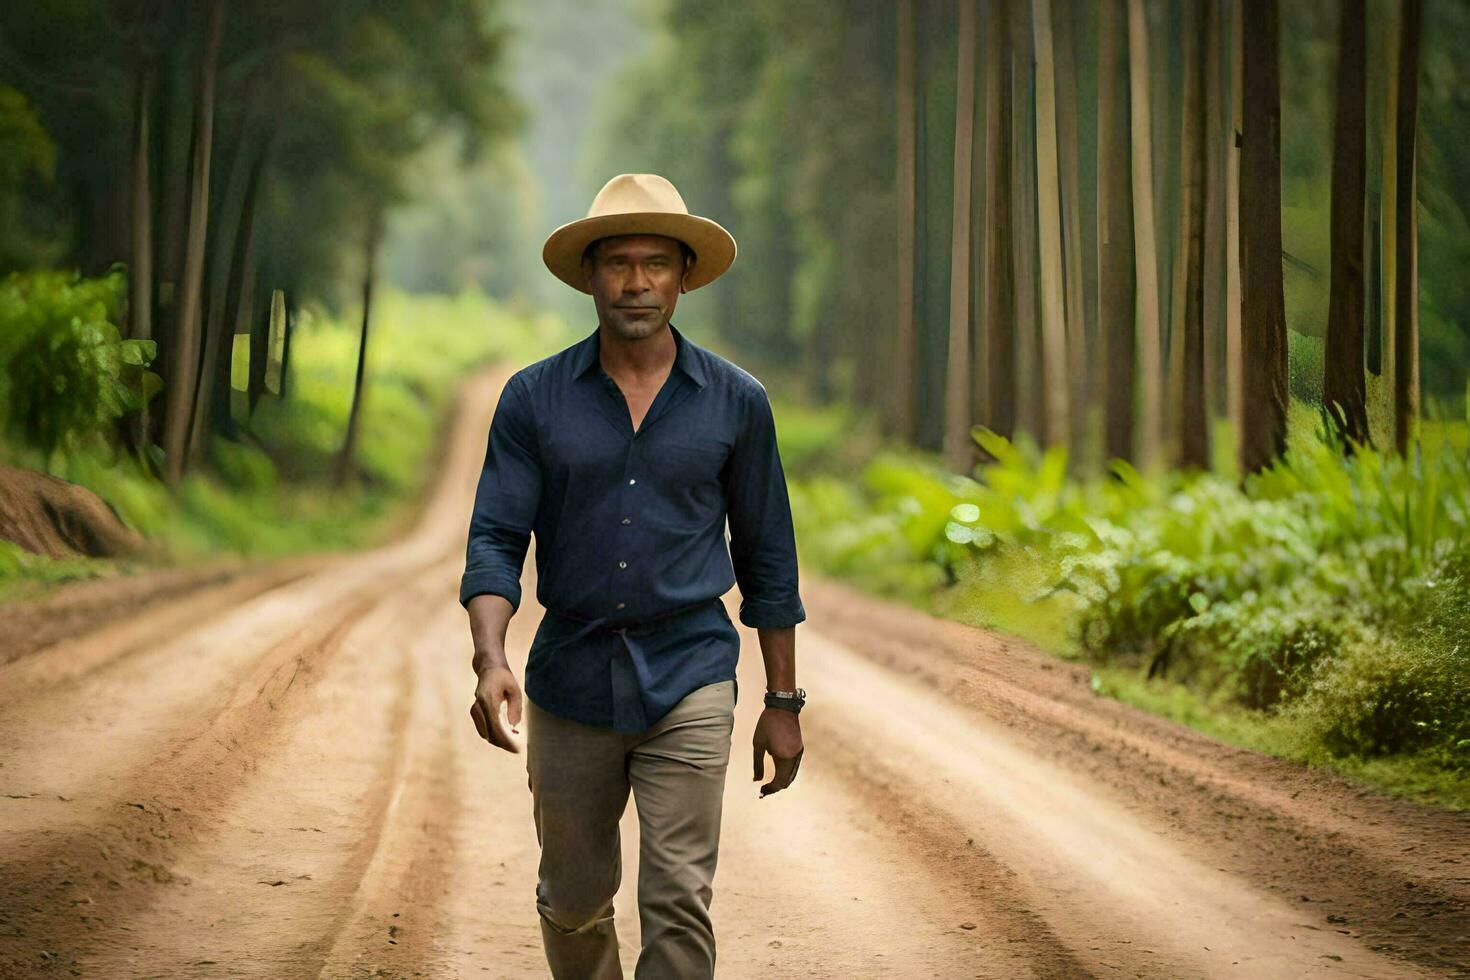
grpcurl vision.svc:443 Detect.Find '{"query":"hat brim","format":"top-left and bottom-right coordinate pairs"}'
top-left (542, 211), bottom-right (737, 294)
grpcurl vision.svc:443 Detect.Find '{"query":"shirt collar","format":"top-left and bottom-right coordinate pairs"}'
top-left (573, 320), bottom-right (707, 389)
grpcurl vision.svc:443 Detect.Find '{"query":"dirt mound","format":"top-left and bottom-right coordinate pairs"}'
top-left (0, 463), bottom-right (149, 559)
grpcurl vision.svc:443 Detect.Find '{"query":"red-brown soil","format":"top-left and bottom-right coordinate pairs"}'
top-left (0, 364), bottom-right (1464, 979)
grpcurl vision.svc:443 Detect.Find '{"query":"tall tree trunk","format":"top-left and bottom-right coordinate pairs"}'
top-left (336, 208), bottom-right (385, 488)
top-left (1324, 0), bottom-right (1370, 449)
top-left (895, 0), bottom-right (918, 444)
top-left (1392, 0), bottom-right (1422, 454)
top-left (1239, 0), bottom-right (1289, 475)
top-left (848, 10), bottom-right (887, 416)
top-left (1179, 0), bottom-right (1210, 470)
top-left (1076, 4), bottom-right (1099, 464)
top-left (1149, 2), bottom-right (1177, 454)
top-left (1165, 3), bottom-right (1192, 469)
top-left (161, 0), bottom-right (224, 485)
top-left (983, 0), bottom-right (1017, 445)
top-left (1365, 191), bottom-right (1384, 376)
top-left (188, 109), bottom-right (270, 462)
top-left (207, 137), bottom-right (271, 446)
top-left (1202, 0), bottom-right (1227, 419)
top-left (912, 5), bottom-right (937, 451)
top-left (151, 42), bottom-right (181, 367)
top-left (1012, 0), bottom-right (1042, 441)
top-left (248, 247), bottom-right (273, 414)
top-left (128, 56), bottom-right (157, 454)
top-left (1032, 0), bottom-right (1070, 453)
top-left (278, 287), bottom-right (296, 402)
top-left (1098, 0), bottom-right (1136, 467)
top-left (1363, 0), bottom-right (1387, 380)
top-left (1126, 0), bottom-right (1163, 471)
top-left (233, 232), bottom-right (259, 412)
top-left (1225, 0), bottom-right (1244, 462)
top-left (945, 0), bottom-right (979, 473)
top-left (968, 6), bottom-right (990, 438)
top-left (1380, 0), bottom-right (1401, 400)
top-left (1054, 0), bottom-right (1089, 470)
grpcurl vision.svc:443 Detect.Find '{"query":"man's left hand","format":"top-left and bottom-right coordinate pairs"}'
top-left (752, 707), bottom-right (804, 797)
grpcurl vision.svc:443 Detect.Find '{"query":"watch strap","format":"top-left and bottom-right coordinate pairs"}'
top-left (763, 687), bottom-right (806, 713)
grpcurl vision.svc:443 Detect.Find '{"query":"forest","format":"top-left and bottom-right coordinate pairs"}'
top-left (1, 0), bottom-right (1466, 804)
top-left (584, 0), bottom-right (1470, 804)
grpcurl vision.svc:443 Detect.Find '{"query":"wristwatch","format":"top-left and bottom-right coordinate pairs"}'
top-left (763, 687), bottom-right (806, 714)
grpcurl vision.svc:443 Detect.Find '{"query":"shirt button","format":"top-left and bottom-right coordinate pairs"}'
top-left (621, 517), bottom-right (631, 525)
top-left (618, 560), bottom-right (628, 569)
top-left (628, 478), bottom-right (636, 485)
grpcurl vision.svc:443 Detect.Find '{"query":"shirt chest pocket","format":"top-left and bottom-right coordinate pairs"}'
top-left (658, 439), bottom-right (727, 478)
top-left (645, 439), bottom-right (729, 526)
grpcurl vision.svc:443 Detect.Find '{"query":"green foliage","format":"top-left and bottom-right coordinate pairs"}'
top-left (0, 267), bottom-right (161, 460)
top-left (1285, 544), bottom-right (1470, 766)
top-left (790, 406), bottom-right (1470, 803)
top-left (0, 0), bottom-right (523, 307)
top-left (1288, 629), bottom-right (1469, 765)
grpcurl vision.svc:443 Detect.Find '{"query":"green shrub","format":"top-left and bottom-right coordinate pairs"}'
top-left (1289, 543), bottom-right (1470, 765)
top-left (0, 267), bottom-right (160, 459)
top-left (1288, 631), bottom-right (1470, 763)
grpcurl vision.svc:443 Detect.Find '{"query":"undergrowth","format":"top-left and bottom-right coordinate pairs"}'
top-left (786, 403), bottom-right (1470, 810)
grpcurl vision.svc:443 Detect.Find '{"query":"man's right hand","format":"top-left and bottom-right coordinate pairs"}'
top-left (471, 664), bottom-right (524, 753)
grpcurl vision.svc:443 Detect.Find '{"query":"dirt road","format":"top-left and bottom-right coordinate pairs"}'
top-left (1, 365), bottom-right (1465, 979)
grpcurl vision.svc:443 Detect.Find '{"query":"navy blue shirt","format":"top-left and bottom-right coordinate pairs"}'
top-left (459, 321), bottom-right (806, 732)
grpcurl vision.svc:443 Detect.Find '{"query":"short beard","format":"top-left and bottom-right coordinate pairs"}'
top-left (605, 311), bottom-right (667, 340)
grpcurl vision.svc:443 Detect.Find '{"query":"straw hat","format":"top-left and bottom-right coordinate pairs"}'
top-left (541, 173), bottom-right (737, 294)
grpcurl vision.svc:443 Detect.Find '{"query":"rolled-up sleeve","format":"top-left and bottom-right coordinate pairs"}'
top-left (723, 383), bottom-right (807, 629)
top-left (459, 375), bottom-right (541, 611)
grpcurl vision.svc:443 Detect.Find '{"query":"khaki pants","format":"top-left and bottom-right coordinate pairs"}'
top-left (525, 679), bottom-right (737, 979)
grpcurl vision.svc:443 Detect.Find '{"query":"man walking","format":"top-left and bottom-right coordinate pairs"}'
top-left (460, 173), bottom-right (808, 979)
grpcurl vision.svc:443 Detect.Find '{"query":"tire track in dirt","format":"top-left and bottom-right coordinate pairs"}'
top-left (0, 553), bottom-right (452, 978)
top-left (0, 555), bottom-right (330, 705)
top-left (786, 626), bottom-right (1436, 978)
top-left (313, 600), bottom-right (466, 980)
top-left (0, 365), bottom-right (508, 979)
top-left (695, 620), bottom-right (1095, 980)
top-left (0, 365), bottom-right (505, 975)
top-left (66, 568), bottom-right (452, 978)
top-left (0, 558), bottom-right (298, 670)
top-left (794, 708), bottom-right (1096, 978)
top-left (802, 575), bottom-right (1470, 975)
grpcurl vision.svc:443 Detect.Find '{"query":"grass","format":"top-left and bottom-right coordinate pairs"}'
top-left (1090, 666), bottom-right (1470, 810)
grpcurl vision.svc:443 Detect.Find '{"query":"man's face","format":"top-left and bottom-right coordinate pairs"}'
top-left (583, 234), bottom-right (691, 341)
